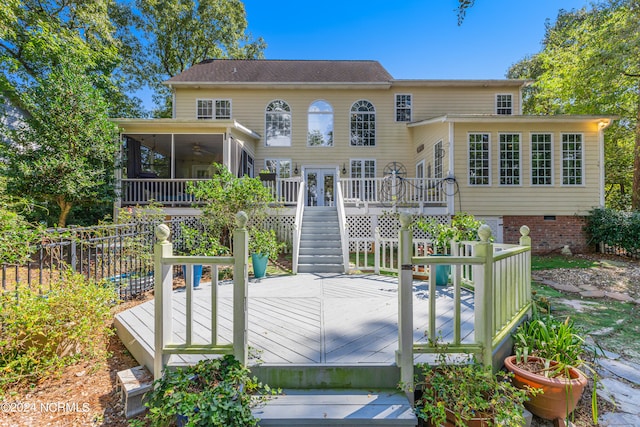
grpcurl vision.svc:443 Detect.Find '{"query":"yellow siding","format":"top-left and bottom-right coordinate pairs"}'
top-left (409, 122), bottom-right (449, 176)
top-left (173, 84), bottom-right (520, 177)
top-left (451, 122), bottom-right (601, 216)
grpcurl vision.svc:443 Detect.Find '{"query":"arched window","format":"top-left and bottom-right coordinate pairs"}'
top-left (307, 100), bottom-right (333, 147)
top-left (350, 100), bottom-right (375, 146)
top-left (265, 100), bottom-right (291, 146)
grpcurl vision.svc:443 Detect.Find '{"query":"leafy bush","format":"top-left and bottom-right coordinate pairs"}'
top-left (143, 355), bottom-right (278, 427)
top-left (585, 207), bottom-right (640, 253)
top-left (248, 228), bottom-right (285, 261)
top-left (0, 271), bottom-right (116, 389)
top-left (414, 212), bottom-right (484, 254)
top-left (0, 207), bottom-right (42, 265)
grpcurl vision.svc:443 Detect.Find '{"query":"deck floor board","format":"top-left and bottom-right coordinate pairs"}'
top-left (114, 274), bottom-right (476, 369)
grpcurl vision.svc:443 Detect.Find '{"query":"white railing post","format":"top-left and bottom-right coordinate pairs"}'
top-left (397, 212), bottom-right (414, 402)
top-left (336, 183), bottom-right (350, 273)
top-left (153, 224), bottom-right (174, 382)
top-left (292, 182), bottom-right (306, 274)
top-left (374, 227), bottom-right (381, 274)
top-left (233, 211), bottom-right (249, 365)
top-left (473, 224), bottom-right (494, 369)
top-left (519, 225), bottom-right (532, 310)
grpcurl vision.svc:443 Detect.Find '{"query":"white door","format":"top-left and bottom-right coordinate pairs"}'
top-left (306, 169), bottom-right (336, 206)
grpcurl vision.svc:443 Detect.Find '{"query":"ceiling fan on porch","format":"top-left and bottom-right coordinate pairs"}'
top-left (192, 143), bottom-right (215, 156)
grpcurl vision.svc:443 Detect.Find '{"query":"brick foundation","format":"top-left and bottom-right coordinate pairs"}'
top-left (502, 215), bottom-right (592, 255)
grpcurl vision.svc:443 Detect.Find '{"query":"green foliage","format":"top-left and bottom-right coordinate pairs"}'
top-left (143, 355), bottom-right (278, 427)
top-left (508, 2), bottom-right (640, 210)
top-left (248, 228), bottom-right (285, 261)
top-left (585, 207), bottom-right (640, 253)
top-left (2, 56), bottom-right (120, 227)
top-left (176, 223), bottom-right (231, 257)
top-left (411, 351), bottom-right (529, 426)
top-left (135, 0), bottom-right (266, 116)
top-left (0, 271), bottom-right (116, 389)
top-left (0, 207), bottom-right (42, 265)
top-left (414, 212), bottom-right (484, 253)
top-left (187, 163), bottom-right (278, 251)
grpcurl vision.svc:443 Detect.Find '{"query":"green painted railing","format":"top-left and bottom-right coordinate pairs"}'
top-left (152, 212), bottom-right (249, 382)
top-left (396, 213), bottom-right (532, 393)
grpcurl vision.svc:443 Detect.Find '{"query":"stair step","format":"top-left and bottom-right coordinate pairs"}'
top-left (301, 234), bottom-right (341, 242)
top-left (116, 366), bottom-right (153, 419)
top-left (299, 255), bottom-right (343, 264)
top-left (299, 247), bottom-right (343, 256)
top-left (299, 242), bottom-right (341, 250)
top-left (298, 264), bottom-right (343, 273)
top-left (254, 389), bottom-right (416, 426)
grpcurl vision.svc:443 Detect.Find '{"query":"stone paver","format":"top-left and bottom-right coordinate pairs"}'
top-left (579, 285), bottom-right (600, 291)
top-left (605, 292), bottom-right (635, 302)
top-left (599, 359), bottom-right (640, 385)
top-left (599, 412), bottom-right (640, 426)
top-left (597, 377), bottom-right (640, 415)
top-left (580, 290), bottom-right (606, 298)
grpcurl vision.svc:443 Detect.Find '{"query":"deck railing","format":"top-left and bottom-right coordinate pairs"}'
top-left (152, 212), bottom-right (249, 381)
top-left (339, 177), bottom-right (447, 205)
top-left (396, 214), bottom-right (532, 391)
top-left (335, 182), bottom-right (350, 273)
top-left (262, 177), bottom-right (301, 205)
top-left (291, 182), bottom-right (306, 273)
top-left (120, 178), bottom-right (208, 206)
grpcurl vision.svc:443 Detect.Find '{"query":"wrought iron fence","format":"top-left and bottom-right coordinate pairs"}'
top-left (1, 218), bottom-right (196, 302)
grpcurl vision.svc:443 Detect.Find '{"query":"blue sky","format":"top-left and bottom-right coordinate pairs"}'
top-left (242, 0), bottom-right (592, 79)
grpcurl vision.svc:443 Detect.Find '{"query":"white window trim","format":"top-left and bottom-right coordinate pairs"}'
top-left (394, 93), bottom-right (412, 122)
top-left (560, 133), bottom-right (585, 187)
top-left (495, 93), bottom-right (513, 115)
top-left (416, 160), bottom-right (425, 179)
top-left (214, 99), bottom-right (232, 119)
top-left (498, 133), bottom-right (522, 187)
top-left (264, 158), bottom-right (292, 178)
top-left (264, 99), bottom-right (292, 147)
top-left (349, 99), bottom-right (376, 147)
top-left (529, 132), bottom-right (554, 186)
top-left (307, 99), bottom-right (334, 147)
top-left (434, 140), bottom-right (444, 179)
top-left (196, 98), bottom-right (213, 119)
top-left (468, 132), bottom-right (491, 186)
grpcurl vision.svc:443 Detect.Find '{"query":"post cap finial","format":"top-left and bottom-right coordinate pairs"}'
top-left (236, 211), bottom-right (248, 228)
top-left (478, 224), bottom-right (492, 242)
top-left (399, 212), bottom-right (412, 228)
top-left (155, 223), bottom-right (170, 243)
top-left (520, 225), bottom-right (530, 237)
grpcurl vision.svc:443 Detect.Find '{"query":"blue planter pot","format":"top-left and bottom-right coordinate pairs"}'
top-left (182, 264), bottom-right (203, 288)
top-left (430, 254), bottom-right (451, 286)
top-left (251, 253), bottom-right (269, 278)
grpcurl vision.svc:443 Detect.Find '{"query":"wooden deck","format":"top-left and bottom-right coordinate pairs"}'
top-left (114, 273), bottom-right (476, 371)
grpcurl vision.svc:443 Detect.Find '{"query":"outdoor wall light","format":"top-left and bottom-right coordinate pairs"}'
top-left (293, 163), bottom-right (299, 175)
top-left (342, 163), bottom-right (347, 175)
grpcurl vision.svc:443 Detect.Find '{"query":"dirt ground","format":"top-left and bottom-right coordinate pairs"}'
top-left (0, 254), bottom-right (634, 427)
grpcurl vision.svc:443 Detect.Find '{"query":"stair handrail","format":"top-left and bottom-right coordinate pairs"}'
top-left (292, 181), bottom-right (306, 274)
top-left (335, 181), bottom-right (350, 273)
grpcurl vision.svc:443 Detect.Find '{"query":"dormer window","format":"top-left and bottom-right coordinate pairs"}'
top-left (496, 94), bottom-right (513, 115)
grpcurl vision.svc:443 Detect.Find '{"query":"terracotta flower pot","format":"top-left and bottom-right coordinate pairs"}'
top-left (504, 355), bottom-right (587, 421)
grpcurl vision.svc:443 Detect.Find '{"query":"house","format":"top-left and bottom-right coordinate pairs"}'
top-left (114, 59), bottom-right (613, 259)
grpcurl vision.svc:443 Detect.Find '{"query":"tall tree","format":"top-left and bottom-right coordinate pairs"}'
top-left (1, 57), bottom-right (119, 227)
top-left (508, 1), bottom-right (640, 210)
top-left (135, 0), bottom-right (266, 117)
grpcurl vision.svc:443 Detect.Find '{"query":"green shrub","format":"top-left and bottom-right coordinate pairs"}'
top-left (0, 271), bottom-right (116, 389)
top-left (585, 207), bottom-right (640, 253)
top-left (0, 207), bottom-right (42, 265)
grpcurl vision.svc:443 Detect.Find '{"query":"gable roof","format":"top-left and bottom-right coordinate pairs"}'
top-left (165, 59), bottom-right (394, 86)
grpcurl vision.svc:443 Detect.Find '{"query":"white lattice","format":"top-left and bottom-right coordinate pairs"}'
top-left (264, 215), bottom-right (295, 248)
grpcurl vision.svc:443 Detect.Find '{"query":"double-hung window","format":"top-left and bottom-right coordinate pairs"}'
top-left (350, 100), bottom-right (376, 146)
top-left (197, 99), bottom-right (231, 119)
top-left (350, 159), bottom-right (376, 201)
top-left (468, 133), bottom-right (490, 185)
top-left (265, 159), bottom-right (291, 178)
top-left (499, 133), bottom-right (521, 185)
top-left (496, 94), bottom-right (513, 115)
top-left (562, 134), bottom-right (583, 185)
top-left (265, 100), bottom-right (292, 147)
top-left (531, 133), bottom-right (553, 185)
top-left (434, 140), bottom-right (444, 179)
top-left (395, 94), bottom-right (412, 122)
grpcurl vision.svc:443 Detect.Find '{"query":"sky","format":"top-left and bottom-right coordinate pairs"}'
top-left (241, 0), bottom-right (593, 80)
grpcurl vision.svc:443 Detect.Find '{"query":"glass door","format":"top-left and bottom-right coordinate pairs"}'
top-left (305, 168), bottom-right (336, 206)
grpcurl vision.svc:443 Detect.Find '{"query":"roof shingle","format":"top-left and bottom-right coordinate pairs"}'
top-left (166, 59), bottom-right (394, 84)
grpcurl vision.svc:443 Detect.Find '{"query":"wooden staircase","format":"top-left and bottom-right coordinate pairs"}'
top-left (297, 206), bottom-right (345, 274)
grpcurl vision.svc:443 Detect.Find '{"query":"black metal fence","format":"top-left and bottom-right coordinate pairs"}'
top-left (1, 218), bottom-right (195, 302)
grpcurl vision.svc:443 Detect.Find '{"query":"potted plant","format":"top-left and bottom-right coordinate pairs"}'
top-left (142, 355), bottom-right (278, 427)
top-left (409, 352), bottom-right (531, 426)
top-left (504, 306), bottom-right (598, 423)
top-left (176, 224), bottom-right (230, 287)
top-left (414, 212), bottom-right (483, 286)
top-left (248, 227), bottom-right (284, 279)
